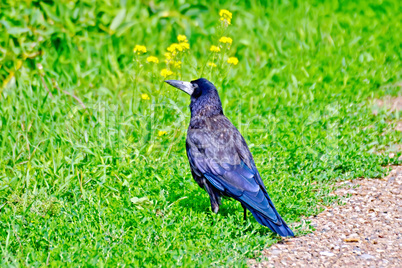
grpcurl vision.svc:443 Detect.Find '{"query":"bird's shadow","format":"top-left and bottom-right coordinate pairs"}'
top-left (171, 190), bottom-right (275, 237)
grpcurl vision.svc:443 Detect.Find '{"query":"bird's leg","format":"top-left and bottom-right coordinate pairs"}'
top-left (204, 181), bottom-right (220, 214)
top-left (241, 204), bottom-right (247, 221)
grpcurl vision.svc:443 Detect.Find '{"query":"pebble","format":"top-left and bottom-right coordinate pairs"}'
top-left (320, 251), bottom-right (335, 257)
top-left (360, 254), bottom-right (375, 260)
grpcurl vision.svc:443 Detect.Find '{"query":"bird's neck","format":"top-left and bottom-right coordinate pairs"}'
top-left (190, 94), bottom-right (223, 118)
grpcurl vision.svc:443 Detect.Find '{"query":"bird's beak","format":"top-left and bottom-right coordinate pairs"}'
top-left (164, 80), bottom-right (194, 95)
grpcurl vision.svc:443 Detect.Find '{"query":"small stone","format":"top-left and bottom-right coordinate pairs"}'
top-left (320, 251), bottom-right (335, 257)
top-left (344, 238), bottom-right (360, 242)
top-left (360, 254), bottom-right (375, 260)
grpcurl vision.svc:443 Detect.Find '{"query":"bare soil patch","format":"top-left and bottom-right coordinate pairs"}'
top-left (374, 96), bottom-right (402, 113)
top-left (372, 95), bottom-right (402, 118)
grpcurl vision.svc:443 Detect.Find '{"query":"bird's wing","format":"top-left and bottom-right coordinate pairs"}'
top-left (186, 119), bottom-right (281, 225)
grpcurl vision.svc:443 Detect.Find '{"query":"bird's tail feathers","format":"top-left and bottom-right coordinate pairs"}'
top-left (241, 193), bottom-right (294, 237)
top-left (248, 205), bottom-right (294, 237)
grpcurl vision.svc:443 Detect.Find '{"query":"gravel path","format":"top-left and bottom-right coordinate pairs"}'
top-left (249, 166), bottom-right (402, 267)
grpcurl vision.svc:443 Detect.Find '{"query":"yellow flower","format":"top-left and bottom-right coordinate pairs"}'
top-left (167, 43), bottom-right (183, 53)
top-left (219, 9), bottom-right (232, 19)
top-left (219, 36), bottom-right (233, 45)
top-left (210, 45), bottom-right (221, 52)
top-left (164, 52), bottom-right (172, 60)
top-left (219, 9), bottom-right (232, 25)
top-left (161, 69), bottom-right (173, 78)
top-left (227, 57), bottom-right (239, 65)
top-left (173, 61), bottom-right (182, 69)
top-left (179, 42), bottom-right (190, 50)
top-left (146, 56), bottom-right (159, 63)
top-left (133, 45), bottom-right (147, 54)
top-left (141, 93), bottom-right (150, 100)
top-left (207, 62), bottom-right (217, 68)
top-left (177, 35), bottom-right (188, 42)
top-left (158, 130), bottom-right (167, 136)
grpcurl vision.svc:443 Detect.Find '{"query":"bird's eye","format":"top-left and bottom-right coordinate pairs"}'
top-left (191, 83), bottom-right (202, 97)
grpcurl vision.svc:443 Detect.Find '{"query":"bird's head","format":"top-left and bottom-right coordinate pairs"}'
top-left (164, 78), bottom-right (216, 98)
top-left (165, 78), bottom-right (223, 117)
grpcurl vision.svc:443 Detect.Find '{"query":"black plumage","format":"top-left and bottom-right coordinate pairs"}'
top-left (165, 78), bottom-right (294, 237)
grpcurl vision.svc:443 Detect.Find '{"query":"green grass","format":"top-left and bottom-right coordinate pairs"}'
top-left (1, 0), bottom-right (402, 266)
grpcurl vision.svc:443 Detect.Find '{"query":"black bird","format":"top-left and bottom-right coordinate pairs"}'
top-left (165, 78), bottom-right (294, 237)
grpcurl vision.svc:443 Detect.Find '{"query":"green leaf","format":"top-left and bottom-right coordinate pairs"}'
top-left (110, 9), bottom-right (126, 31)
